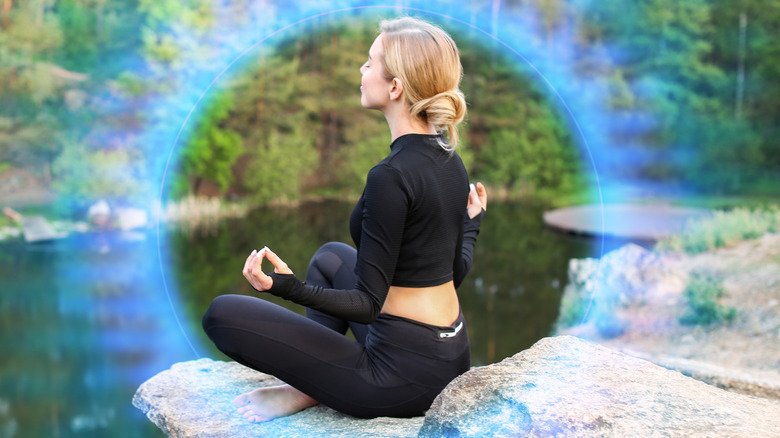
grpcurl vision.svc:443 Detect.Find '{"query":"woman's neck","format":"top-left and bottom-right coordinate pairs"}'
top-left (384, 110), bottom-right (436, 142)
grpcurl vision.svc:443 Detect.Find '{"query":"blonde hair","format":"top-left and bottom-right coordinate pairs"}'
top-left (379, 17), bottom-right (467, 150)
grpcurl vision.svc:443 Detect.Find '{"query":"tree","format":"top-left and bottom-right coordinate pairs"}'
top-left (174, 91), bottom-right (243, 197)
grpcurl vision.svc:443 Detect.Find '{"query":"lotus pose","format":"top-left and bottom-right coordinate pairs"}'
top-left (202, 16), bottom-right (487, 422)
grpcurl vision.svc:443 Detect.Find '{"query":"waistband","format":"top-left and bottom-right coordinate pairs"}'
top-left (375, 311), bottom-right (467, 340)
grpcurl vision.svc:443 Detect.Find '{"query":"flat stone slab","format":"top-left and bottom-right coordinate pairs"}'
top-left (543, 203), bottom-right (711, 240)
top-left (421, 336), bottom-right (780, 437)
top-left (132, 359), bottom-right (423, 438)
top-left (20, 215), bottom-right (67, 242)
top-left (134, 336), bottom-right (780, 437)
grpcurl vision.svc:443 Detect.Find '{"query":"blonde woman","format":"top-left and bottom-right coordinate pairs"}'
top-left (203, 16), bottom-right (487, 421)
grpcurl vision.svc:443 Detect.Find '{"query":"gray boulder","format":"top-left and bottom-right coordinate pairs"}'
top-left (420, 336), bottom-right (780, 437)
top-left (134, 336), bottom-right (780, 437)
top-left (132, 359), bottom-right (422, 437)
top-left (556, 243), bottom-right (687, 338)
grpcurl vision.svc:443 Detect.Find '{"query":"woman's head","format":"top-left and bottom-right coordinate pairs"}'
top-left (377, 17), bottom-right (467, 149)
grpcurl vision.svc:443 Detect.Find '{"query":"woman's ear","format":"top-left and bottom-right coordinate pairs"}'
top-left (388, 77), bottom-right (404, 101)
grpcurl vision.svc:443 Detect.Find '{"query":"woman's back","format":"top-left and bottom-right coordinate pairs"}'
top-left (349, 133), bottom-right (472, 326)
top-left (349, 133), bottom-right (469, 288)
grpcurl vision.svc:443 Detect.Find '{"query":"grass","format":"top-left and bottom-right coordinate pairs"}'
top-left (679, 272), bottom-right (736, 326)
top-left (656, 205), bottom-right (780, 254)
top-left (162, 195), bottom-right (250, 231)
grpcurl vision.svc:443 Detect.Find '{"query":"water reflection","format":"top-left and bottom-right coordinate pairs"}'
top-left (1, 233), bottom-right (193, 437)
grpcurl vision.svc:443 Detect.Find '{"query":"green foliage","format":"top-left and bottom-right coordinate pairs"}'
top-left (51, 141), bottom-right (147, 214)
top-left (3, 1), bottom-right (780, 208)
top-left (679, 272), bottom-right (736, 326)
top-left (229, 54), bottom-right (319, 204)
top-left (337, 119), bottom-right (390, 192)
top-left (173, 91), bottom-right (243, 198)
top-left (656, 205), bottom-right (780, 254)
top-left (456, 35), bottom-right (581, 199)
top-left (56, 0), bottom-right (98, 71)
top-left (138, 0), bottom-right (217, 69)
top-left (477, 107), bottom-right (578, 196)
top-left (581, 0), bottom-right (780, 194)
top-left (206, 16), bottom-right (585, 204)
top-left (243, 128), bottom-right (318, 205)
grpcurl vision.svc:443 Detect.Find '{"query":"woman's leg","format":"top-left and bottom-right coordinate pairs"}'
top-left (204, 294), bottom-right (429, 419)
top-left (304, 242), bottom-right (368, 343)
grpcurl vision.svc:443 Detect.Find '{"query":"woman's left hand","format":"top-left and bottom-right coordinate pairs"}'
top-left (467, 182), bottom-right (487, 219)
top-left (243, 247), bottom-right (293, 292)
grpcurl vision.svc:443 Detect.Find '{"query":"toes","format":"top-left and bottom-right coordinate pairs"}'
top-left (242, 409), bottom-right (266, 423)
top-left (233, 395), bottom-right (249, 408)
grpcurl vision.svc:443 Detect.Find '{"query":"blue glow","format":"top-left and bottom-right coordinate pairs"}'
top-left (147, 2), bottom-right (620, 358)
top-left (9, 0), bottom-right (740, 434)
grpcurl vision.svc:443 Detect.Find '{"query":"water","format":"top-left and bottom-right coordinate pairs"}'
top-left (1, 200), bottom-right (616, 436)
top-left (1, 233), bottom-right (192, 437)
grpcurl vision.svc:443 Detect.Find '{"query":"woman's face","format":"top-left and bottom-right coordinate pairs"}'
top-left (360, 35), bottom-right (393, 110)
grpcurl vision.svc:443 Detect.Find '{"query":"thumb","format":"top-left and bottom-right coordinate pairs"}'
top-left (469, 183), bottom-right (479, 202)
top-left (262, 247), bottom-right (293, 275)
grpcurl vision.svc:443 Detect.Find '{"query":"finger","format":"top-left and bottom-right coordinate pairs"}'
top-left (476, 182), bottom-right (487, 209)
top-left (263, 247), bottom-right (293, 275)
top-left (243, 249), bottom-right (257, 275)
top-left (468, 183), bottom-right (479, 203)
top-left (250, 248), bottom-right (268, 275)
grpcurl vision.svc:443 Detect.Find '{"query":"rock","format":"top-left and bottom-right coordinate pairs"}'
top-left (135, 337), bottom-right (780, 437)
top-left (87, 200), bottom-right (111, 228)
top-left (556, 236), bottom-right (780, 401)
top-left (132, 359), bottom-right (422, 437)
top-left (115, 207), bottom-right (148, 230)
top-left (556, 243), bottom-right (687, 338)
top-left (622, 349), bottom-right (780, 401)
top-left (420, 336), bottom-right (780, 438)
top-left (19, 215), bottom-right (68, 242)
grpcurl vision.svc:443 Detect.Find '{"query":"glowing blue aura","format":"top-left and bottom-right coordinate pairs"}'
top-left (146, 2), bottom-right (611, 359)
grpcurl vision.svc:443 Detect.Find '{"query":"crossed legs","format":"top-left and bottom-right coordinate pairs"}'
top-left (203, 242), bottom-right (367, 422)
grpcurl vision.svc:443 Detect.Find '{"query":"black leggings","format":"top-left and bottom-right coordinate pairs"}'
top-left (202, 242), bottom-right (470, 418)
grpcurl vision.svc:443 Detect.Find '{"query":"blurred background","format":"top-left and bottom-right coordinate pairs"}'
top-left (1, 0), bottom-right (778, 436)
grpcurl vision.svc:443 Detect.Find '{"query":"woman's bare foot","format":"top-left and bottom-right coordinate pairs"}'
top-left (233, 384), bottom-right (318, 423)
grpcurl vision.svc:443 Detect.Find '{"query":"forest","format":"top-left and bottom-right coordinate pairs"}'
top-left (1, 0), bottom-right (778, 215)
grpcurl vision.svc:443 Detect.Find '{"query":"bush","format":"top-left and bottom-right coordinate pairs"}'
top-left (656, 205), bottom-right (780, 254)
top-left (679, 272), bottom-right (736, 326)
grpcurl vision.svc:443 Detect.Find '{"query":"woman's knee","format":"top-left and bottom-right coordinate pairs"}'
top-left (309, 242), bottom-right (356, 279)
top-left (202, 294), bottom-right (239, 335)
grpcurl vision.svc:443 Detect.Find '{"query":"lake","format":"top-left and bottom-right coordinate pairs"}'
top-left (1, 199), bottom-right (622, 436)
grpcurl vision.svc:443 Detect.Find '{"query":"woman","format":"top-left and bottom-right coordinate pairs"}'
top-left (202, 16), bottom-right (487, 422)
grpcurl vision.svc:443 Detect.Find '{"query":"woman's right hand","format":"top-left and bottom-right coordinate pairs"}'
top-left (467, 182), bottom-right (487, 219)
top-left (243, 247), bottom-right (293, 292)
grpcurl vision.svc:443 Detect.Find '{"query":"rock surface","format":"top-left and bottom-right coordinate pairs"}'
top-left (134, 336), bottom-right (780, 437)
top-left (132, 359), bottom-right (422, 437)
top-left (420, 336), bottom-right (780, 438)
top-left (556, 243), bottom-right (688, 338)
top-left (556, 234), bottom-right (780, 399)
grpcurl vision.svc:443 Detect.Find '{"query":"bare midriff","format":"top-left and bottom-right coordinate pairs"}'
top-left (380, 280), bottom-right (460, 327)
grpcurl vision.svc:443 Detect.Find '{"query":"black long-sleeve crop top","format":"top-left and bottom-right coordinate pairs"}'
top-left (266, 133), bottom-right (483, 324)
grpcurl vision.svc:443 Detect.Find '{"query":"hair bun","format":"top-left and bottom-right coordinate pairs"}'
top-left (411, 89), bottom-right (466, 149)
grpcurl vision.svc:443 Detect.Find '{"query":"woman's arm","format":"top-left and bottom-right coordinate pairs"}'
top-left (245, 164), bottom-right (409, 324)
top-left (453, 182), bottom-right (487, 288)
